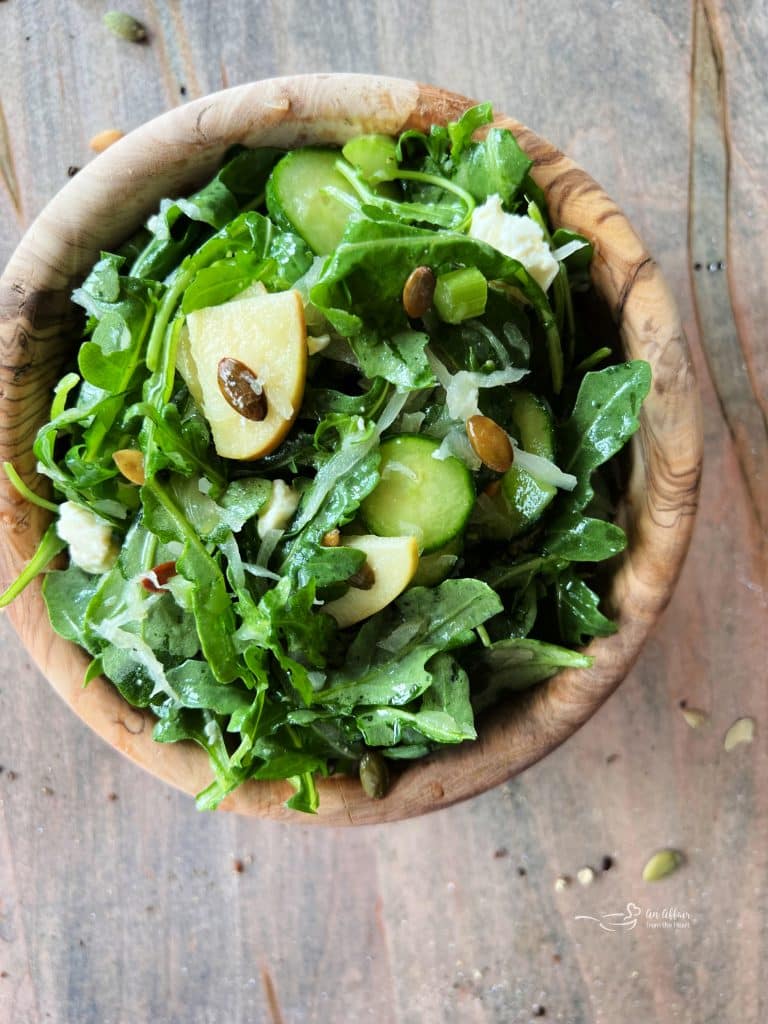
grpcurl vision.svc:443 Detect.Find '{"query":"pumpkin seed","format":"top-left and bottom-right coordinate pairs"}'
top-left (402, 265), bottom-right (436, 319)
top-left (112, 448), bottom-right (145, 485)
top-left (348, 560), bottom-right (375, 590)
top-left (89, 129), bottom-right (124, 153)
top-left (321, 529), bottom-right (341, 547)
top-left (466, 414), bottom-right (514, 473)
top-left (642, 848), bottom-right (683, 882)
top-left (680, 707), bottom-right (709, 729)
top-left (217, 357), bottom-right (268, 421)
top-left (359, 750), bottom-right (389, 799)
top-left (723, 716), bottom-right (755, 751)
top-left (103, 11), bottom-right (147, 42)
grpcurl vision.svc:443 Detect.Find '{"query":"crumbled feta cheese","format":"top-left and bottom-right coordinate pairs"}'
top-left (257, 479), bottom-right (300, 539)
top-left (57, 501), bottom-right (119, 575)
top-left (469, 194), bottom-right (559, 292)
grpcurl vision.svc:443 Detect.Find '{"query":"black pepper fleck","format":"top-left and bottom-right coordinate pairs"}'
top-left (601, 855), bottom-right (614, 871)
top-left (517, 866), bottom-right (527, 877)
top-left (67, 165), bottom-right (80, 178)
top-left (493, 847), bottom-right (509, 859)
top-left (233, 858), bottom-right (245, 873)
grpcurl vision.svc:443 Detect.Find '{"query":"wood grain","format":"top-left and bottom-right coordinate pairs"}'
top-left (0, 2), bottom-right (765, 1022)
top-left (0, 75), bottom-right (702, 825)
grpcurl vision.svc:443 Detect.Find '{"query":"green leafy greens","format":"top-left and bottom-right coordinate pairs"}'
top-left (0, 104), bottom-right (651, 813)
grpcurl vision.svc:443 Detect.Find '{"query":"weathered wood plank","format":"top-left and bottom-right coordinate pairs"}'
top-left (0, 0), bottom-right (765, 1022)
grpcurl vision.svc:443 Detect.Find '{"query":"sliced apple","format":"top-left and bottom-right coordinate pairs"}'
top-left (323, 534), bottom-right (419, 629)
top-left (176, 282), bottom-right (268, 408)
top-left (185, 289), bottom-right (307, 460)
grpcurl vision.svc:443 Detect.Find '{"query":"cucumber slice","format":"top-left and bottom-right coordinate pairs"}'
top-left (265, 149), bottom-right (358, 255)
top-left (341, 134), bottom-right (398, 184)
top-left (501, 389), bottom-right (557, 536)
top-left (361, 435), bottom-right (475, 553)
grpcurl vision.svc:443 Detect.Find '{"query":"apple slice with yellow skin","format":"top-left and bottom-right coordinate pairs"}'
top-left (185, 288), bottom-right (307, 460)
top-left (176, 282), bottom-right (268, 408)
top-left (323, 535), bottom-right (420, 629)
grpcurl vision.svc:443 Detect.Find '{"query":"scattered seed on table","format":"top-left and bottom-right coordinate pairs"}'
top-left (723, 716), bottom-right (755, 751)
top-left (642, 848), bottom-right (683, 882)
top-left (681, 707), bottom-right (709, 729)
top-left (103, 11), bottom-right (147, 42)
top-left (89, 129), bottom-right (124, 153)
top-left (577, 866), bottom-right (595, 886)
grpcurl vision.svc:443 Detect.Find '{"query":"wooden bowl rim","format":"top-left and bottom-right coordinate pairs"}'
top-left (0, 73), bottom-right (702, 825)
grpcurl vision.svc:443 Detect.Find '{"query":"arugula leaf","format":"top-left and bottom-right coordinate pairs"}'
top-left (452, 128), bottom-right (533, 205)
top-left (142, 481), bottom-right (241, 683)
top-left (468, 638), bottom-right (594, 713)
top-left (312, 580), bottom-right (502, 710)
top-left (237, 576), bottom-right (337, 706)
top-left (555, 570), bottom-right (618, 644)
top-left (153, 705), bottom-right (248, 810)
top-left (447, 103), bottom-right (493, 159)
top-left (349, 329), bottom-right (435, 390)
top-left (312, 646), bottom-right (438, 711)
top-left (545, 513), bottom-right (627, 561)
top-left (393, 579), bottom-right (504, 651)
top-left (356, 653), bottom-right (476, 746)
top-left (130, 147), bottom-right (281, 281)
top-left (295, 544), bottom-right (366, 591)
top-left (164, 660), bottom-right (254, 714)
top-left (41, 565), bottom-right (101, 648)
top-left (560, 361), bottom-right (652, 511)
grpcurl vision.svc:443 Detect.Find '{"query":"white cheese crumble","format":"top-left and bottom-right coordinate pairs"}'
top-left (57, 501), bottom-right (119, 575)
top-left (469, 194), bottom-right (559, 292)
top-left (257, 479), bottom-right (300, 539)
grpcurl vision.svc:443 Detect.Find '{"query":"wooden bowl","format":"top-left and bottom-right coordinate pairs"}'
top-left (0, 74), bottom-right (702, 824)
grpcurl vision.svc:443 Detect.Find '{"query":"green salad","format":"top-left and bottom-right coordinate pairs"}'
top-left (1, 104), bottom-right (650, 812)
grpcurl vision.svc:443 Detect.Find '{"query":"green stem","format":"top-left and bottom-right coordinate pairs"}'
top-left (335, 160), bottom-right (476, 231)
top-left (576, 347), bottom-right (613, 373)
top-left (0, 524), bottom-right (65, 609)
top-left (146, 268), bottom-right (193, 372)
top-left (484, 556), bottom-right (549, 589)
top-left (2, 462), bottom-right (59, 513)
top-left (393, 170), bottom-right (476, 229)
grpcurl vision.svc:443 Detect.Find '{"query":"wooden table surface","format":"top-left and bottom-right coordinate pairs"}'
top-left (0, 2), bottom-right (765, 1022)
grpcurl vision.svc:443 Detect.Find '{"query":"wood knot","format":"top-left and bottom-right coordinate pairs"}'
top-left (114, 709), bottom-right (145, 736)
top-left (427, 781), bottom-right (445, 801)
